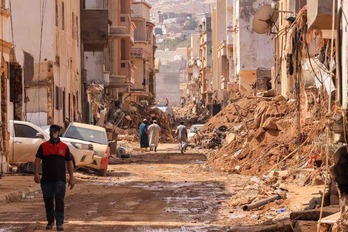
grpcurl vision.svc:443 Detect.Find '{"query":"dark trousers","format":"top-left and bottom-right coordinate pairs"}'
top-left (41, 181), bottom-right (66, 225)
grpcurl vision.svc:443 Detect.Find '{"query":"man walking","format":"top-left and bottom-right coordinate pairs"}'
top-left (175, 121), bottom-right (188, 153)
top-left (34, 124), bottom-right (74, 231)
top-left (139, 119), bottom-right (149, 152)
top-left (148, 120), bottom-right (161, 152)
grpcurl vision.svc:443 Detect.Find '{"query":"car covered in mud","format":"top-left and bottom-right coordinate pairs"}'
top-left (9, 120), bottom-right (95, 168)
top-left (62, 122), bottom-right (110, 176)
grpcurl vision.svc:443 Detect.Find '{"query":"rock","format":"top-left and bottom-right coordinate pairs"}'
top-left (262, 118), bottom-right (278, 131)
top-left (226, 133), bottom-right (236, 144)
top-left (254, 128), bottom-right (265, 141)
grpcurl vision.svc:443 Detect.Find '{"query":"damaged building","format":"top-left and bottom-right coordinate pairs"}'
top-left (11, 0), bottom-right (82, 126)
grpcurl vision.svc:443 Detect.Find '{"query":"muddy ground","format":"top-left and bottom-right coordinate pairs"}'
top-left (0, 144), bottom-right (322, 231)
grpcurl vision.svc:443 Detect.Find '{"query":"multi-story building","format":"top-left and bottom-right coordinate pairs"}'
top-left (107, 0), bottom-right (135, 102)
top-left (198, 13), bottom-right (212, 105)
top-left (12, 0), bottom-right (82, 126)
top-left (81, 0), bottom-right (109, 124)
top-left (212, 0), bottom-right (228, 103)
top-left (186, 33), bottom-right (201, 101)
top-left (231, 0), bottom-right (274, 94)
top-left (81, 0), bottom-right (136, 123)
top-left (0, 0), bottom-right (12, 173)
top-left (130, 0), bottom-right (156, 103)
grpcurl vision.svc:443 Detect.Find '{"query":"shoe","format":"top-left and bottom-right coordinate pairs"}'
top-left (45, 222), bottom-right (54, 230)
top-left (56, 224), bottom-right (64, 231)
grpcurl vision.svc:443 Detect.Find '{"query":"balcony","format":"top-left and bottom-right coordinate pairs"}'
top-left (108, 75), bottom-right (128, 88)
top-left (109, 26), bottom-right (128, 36)
top-left (307, 0), bottom-right (336, 30)
top-left (81, 9), bottom-right (109, 51)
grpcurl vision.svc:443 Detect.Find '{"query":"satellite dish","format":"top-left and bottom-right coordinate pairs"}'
top-left (253, 5), bottom-right (279, 34)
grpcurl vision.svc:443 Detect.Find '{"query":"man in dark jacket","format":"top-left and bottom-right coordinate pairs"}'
top-left (34, 124), bottom-right (75, 231)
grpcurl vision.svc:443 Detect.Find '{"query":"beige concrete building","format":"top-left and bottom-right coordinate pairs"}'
top-left (107, 0), bottom-right (135, 102)
top-left (130, 0), bottom-right (156, 103)
top-left (0, 0), bottom-right (13, 172)
top-left (186, 33), bottom-right (201, 101)
top-left (212, 0), bottom-right (228, 103)
top-left (12, 0), bottom-right (82, 126)
top-left (198, 13), bottom-right (213, 105)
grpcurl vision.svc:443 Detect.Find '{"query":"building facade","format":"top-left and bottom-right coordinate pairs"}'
top-left (130, 0), bottom-right (156, 103)
top-left (232, 0), bottom-right (274, 94)
top-left (12, 0), bottom-right (82, 126)
top-left (198, 13), bottom-right (213, 105)
top-left (0, 0), bottom-right (12, 173)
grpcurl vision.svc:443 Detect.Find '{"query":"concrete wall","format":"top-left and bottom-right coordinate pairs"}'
top-left (85, 51), bottom-right (104, 84)
top-left (12, 0), bottom-right (81, 126)
top-left (191, 33), bottom-right (200, 58)
top-left (156, 60), bottom-right (186, 105)
top-left (233, 0), bottom-right (274, 92)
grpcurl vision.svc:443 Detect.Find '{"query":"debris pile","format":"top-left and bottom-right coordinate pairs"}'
top-left (106, 101), bottom-right (174, 142)
top-left (196, 96), bottom-right (329, 179)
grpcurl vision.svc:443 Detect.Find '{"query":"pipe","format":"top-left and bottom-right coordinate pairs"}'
top-left (242, 194), bottom-right (281, 211)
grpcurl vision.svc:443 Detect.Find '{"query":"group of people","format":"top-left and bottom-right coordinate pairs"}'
top-left (139, 119), bottom-right (189, 154)
top-left (139, 119), bottom-right (161, 152)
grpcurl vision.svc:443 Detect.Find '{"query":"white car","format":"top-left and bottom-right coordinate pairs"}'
top-left (188, 124), bottom-right (205, 141)
top-left (63, 122), bottom-right (110, 176)
top-left (9, 120), bottom-right (94, 168)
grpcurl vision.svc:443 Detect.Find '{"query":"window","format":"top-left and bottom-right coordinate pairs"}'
top-left (55, 86), bottom-right (63, 110)
top-left (62, 2), bottom-right (65, 30)
top-left (72, 12), bottom-right (75, 39)
top-left (14, 124), bottom-right (39, 138)
top-left (55, 0), bottom-right (58, 27)
top-left (121, 39), bottom-right (126, 60)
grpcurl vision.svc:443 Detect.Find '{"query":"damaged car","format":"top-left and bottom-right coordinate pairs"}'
top-left (9, 120), bottom-right (95, 169)
top-left (63, 122), bottom-right (111, 176)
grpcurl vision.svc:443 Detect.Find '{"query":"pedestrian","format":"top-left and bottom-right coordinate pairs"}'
top-left (139, 119), bottom-right (149, 152)
top-left (180, 97), bottom-right (185, 108)
top-left (34, 124), bottom-right (74, 231)
top-left (175, 121), bottom-right (188, 153)
top-left (148, 120), bottom-right (161, 152)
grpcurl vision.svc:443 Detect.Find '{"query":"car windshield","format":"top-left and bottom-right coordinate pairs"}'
top-left (64, 126), bottom-right (107, 145)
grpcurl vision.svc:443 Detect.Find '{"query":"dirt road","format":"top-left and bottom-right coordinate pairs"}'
top-left (0, 145), bottom-right (248, 231)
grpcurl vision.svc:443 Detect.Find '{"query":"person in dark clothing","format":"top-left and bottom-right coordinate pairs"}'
top-left (139, 119), bottom-right (149, 152)
top-left (34, 124), bottom-right (75, 231)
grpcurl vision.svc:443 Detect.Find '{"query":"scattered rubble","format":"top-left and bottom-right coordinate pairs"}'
top-left (105, 101), bottom-right (175, 143)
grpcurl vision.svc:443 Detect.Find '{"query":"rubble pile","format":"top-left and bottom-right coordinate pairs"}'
top-left (173, 101), bottom-right (211, 125)
top-left (106, 101), bottom-right (174, 142)
top-left (197, 96), bottom-right (328, 178)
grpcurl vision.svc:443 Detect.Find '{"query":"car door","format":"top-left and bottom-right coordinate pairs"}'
top-left (12, 123), bottom-right (45, 163)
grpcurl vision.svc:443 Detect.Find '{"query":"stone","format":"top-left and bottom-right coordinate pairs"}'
top-left (225, 133), bottom-right (236, 144)
top-left (262, 118), bottom-right (278, 131)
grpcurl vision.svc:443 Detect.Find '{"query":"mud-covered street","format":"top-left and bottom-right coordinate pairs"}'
top-left (0, 146), bottom-right (248, 232)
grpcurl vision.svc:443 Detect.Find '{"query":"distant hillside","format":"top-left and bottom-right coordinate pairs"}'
top-left (147, 0), bottom-right (216, 14)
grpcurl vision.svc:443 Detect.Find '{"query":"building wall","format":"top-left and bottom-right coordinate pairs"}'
top-left (191, 33), bottom-right (200, 58)
top-left (233, 0), bottom-right (274, 92)
top-left (12, 0), bottom-right (81, 126)
top-left (0, 0), bottom-right (12, 173)
top-left (84, 51), bottom-right (104, 84)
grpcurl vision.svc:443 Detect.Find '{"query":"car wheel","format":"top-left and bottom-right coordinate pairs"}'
top-left (98, 169), bottom-right (107, 176)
